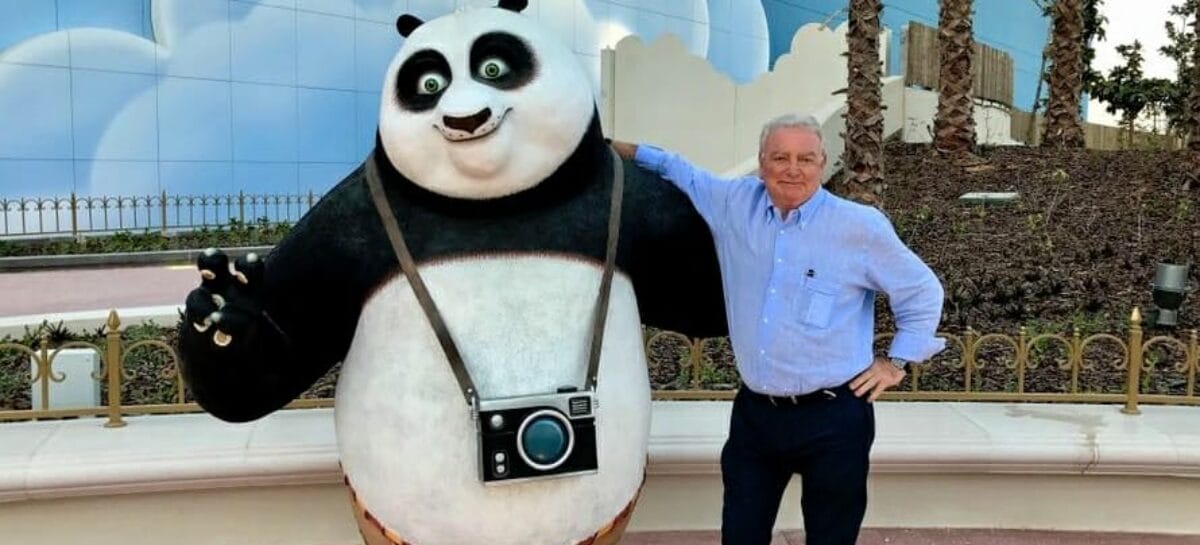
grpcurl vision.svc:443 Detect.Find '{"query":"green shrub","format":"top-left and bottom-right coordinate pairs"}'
top-left (0, 218), bottom-right (291, 257)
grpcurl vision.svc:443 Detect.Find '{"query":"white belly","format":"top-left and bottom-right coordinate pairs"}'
top-left (335, 255), bottom-right (650, 545)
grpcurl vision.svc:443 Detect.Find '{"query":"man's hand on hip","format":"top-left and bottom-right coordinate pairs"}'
top-left (849, 357), bottom-right (906, 402)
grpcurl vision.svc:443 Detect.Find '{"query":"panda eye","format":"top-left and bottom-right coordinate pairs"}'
top-left (477, 58), bottom-right (510, 80)
top-left (417, 72), bottom-right (448, 95)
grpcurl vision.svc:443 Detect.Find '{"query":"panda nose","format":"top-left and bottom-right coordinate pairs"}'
top-left (443, 108), bottom-right (492, 134)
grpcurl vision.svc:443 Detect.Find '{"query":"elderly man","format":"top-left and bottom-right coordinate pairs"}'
top-left (611, 113), bottom-right (945, 545)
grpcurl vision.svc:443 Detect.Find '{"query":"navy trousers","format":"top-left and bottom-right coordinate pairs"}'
top-left (720, 384), bottom-right (876, 545)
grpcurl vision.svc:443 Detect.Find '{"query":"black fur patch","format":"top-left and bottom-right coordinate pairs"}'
top-left (498, 0), bottom-right (528, 13)
top-left (395, 50), bottom-right (452, 112)
top-left (396, 14), bottom-right (423, 37)
top-left (470, 33), bottom-right (536, 90)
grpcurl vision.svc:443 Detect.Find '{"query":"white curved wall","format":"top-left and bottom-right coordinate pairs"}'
top-left (902, 88), bottom-right (1018, 145)
top-left (4, 402), bottom-right (1200, 544)
top-left (605, 21), bottom-right (895, 177)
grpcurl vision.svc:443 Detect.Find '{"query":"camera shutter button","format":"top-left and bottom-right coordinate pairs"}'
top-left (489, 414), bottom-right (505, 430)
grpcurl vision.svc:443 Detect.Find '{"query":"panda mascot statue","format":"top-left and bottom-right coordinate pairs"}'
top-left (177, 1), bottom-right (726, 544)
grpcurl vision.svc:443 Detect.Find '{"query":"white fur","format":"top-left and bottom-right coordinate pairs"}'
top-left (378, 8), bottom-right (594, 200)
top-left (336, 256), bottom-right (649, 545)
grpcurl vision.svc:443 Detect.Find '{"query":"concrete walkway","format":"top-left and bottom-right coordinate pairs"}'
top-left (625, 529), bottom-right (1200, 544)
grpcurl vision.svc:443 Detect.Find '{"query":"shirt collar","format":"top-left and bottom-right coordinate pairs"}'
top-left (767, 186), bottom-right (828, 226)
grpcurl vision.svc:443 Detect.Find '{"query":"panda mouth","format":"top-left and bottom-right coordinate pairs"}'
top-left (436, 107), bottom-right (512, 142)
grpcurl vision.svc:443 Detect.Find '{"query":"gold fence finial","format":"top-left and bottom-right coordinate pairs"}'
top-left (103, 309), bottom-right (127, 428)
top-left (1123, 306), bottom-right (1144, 415)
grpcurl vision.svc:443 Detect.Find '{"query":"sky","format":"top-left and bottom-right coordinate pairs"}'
top-left (1087, 0), bottom-right (1182, 127)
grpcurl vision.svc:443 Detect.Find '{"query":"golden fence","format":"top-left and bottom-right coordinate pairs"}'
top-left (903, 21), bottom-right (1014, 108)
top-left (0, 191), bottom-right (319, 239)
top-left (1, 308), bottom-right (1197, 428)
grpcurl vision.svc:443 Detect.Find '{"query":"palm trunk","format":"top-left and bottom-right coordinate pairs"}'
top-left (1029, 41), bottom-right (1049, 145)
top-left (934, 0), bottom-right (976, 154)
top-left (842, 0), bottom-right (885, 207)
top-left (1188, 5), bottom-right (1200, 188)
top-left (1042, 0), bottom-right (1086, 148)
top-left (1188, 6), bottom-right (1200, 152)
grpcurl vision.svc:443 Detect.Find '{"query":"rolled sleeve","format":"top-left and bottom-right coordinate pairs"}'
top-left (889, 324), bottom-right (947, 362)
top-left (861, 209), bottom-right (946, 363)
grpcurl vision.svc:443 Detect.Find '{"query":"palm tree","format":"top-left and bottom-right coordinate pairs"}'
top-left (842, 0), bottom-right (885, 206)
top-left (933, 0), bottom-right (976, 154)
top-left (1042, 0), bottom-right (1086, 148)
top-left (1189, 1), bottom-right (1200, 153)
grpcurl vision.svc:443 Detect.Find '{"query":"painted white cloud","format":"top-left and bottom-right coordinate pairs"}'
top-left (708, 0), bottom-right (769, 83)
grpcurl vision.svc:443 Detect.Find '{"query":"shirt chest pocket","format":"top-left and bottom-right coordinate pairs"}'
top-left (794, 278), bottom-right (840, 329)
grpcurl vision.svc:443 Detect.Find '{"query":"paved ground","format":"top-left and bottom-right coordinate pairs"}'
top-left (4, 267), bottom-right (1199, 544)
top-left (624, 529), bottom-right (1200, 544)
top-left (0, 265), bottom-right (196, 317)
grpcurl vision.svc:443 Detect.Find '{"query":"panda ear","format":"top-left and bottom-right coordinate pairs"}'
top-left (396, 14), bottom-right (424, 37)
top-left (498, 0), bottom-right (528, 13)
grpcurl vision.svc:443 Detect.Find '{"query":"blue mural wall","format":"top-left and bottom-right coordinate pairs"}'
top-left (761, 0), bottom-right (1050, 111)
top-left (0, 0), bottom-right (1047, 202)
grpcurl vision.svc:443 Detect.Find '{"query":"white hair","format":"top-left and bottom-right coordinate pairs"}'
top-left (758, 113), bottom-right (824, 155)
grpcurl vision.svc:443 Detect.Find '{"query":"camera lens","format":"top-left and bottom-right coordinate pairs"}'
top-left (517, 410), bottom-right (575, 470)
top-left (524, 418), bottom-right (567, 463)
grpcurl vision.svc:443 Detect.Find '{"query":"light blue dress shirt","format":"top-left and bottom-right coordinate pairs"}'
top-left (635, 145), bottom-right (946, 396)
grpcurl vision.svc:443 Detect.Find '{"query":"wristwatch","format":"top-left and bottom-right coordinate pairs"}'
top-left (889, 357), bottom-right (911, 372)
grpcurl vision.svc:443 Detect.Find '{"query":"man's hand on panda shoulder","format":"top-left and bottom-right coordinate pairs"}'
top-left (610, 140), bottom-right (638, 161)
top-left (185, 248), bottom-right (266, 349)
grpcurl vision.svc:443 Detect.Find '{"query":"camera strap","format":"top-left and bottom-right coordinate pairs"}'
top-left (366, 148), bottom-right (625, 408)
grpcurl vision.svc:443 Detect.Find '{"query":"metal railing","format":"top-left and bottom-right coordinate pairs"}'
top-left (652, 308), bottom-right (1200, 413)
top-left (1, 308), bottom-right (1196, 427)
top-left (0, 191), bottom-right (319, 239)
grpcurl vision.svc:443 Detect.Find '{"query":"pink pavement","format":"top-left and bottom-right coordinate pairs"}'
top-left (624, 529), bottom-right (1199, 544)
top-left (0, 265), bottom-right (197, 317)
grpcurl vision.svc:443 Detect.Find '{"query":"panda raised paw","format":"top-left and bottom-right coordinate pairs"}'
top-left (185, 248), bottom-right (266, 349)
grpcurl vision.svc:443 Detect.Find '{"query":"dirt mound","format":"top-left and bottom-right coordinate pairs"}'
top-left (878, 142), bottom-right (1199, 337)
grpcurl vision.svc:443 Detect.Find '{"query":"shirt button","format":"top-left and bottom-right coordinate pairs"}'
top-left (759, 349), bottom-right (765, 355)
top-left (776, 258), bottom-right (783, 263)
top-left (762, 318), bottom-right (769, 323)
top-left (770, 288), bottom-right (776, 294)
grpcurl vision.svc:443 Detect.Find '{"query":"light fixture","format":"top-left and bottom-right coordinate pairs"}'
top-left (1150, 262), bottom-right (1192, 327)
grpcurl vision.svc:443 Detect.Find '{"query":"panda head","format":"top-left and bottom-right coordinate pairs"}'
top-left (378, 0), bottom-right (596, 200)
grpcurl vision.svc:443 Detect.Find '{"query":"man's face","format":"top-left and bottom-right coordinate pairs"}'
top-left (758, 127), bottom-right (826, 213)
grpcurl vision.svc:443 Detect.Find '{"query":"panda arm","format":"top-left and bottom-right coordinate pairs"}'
top-left (620, 159), bottom-right (729, 339)
top-left (178, 176), bottom-right (371, 422)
